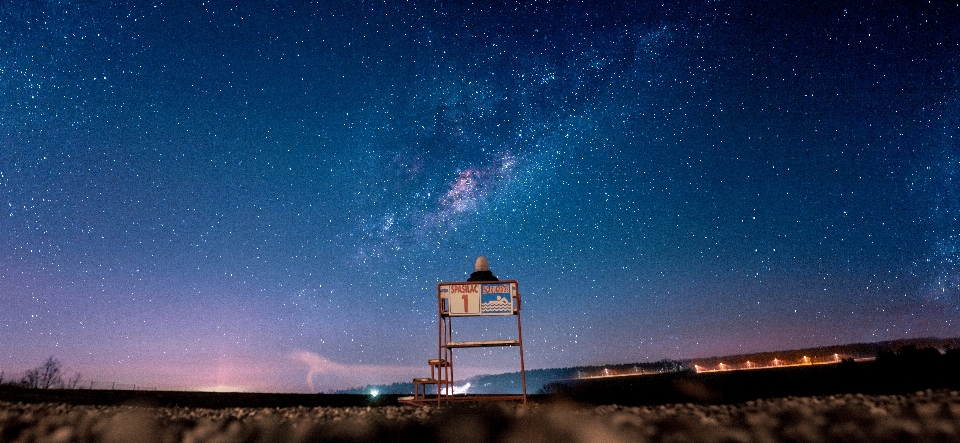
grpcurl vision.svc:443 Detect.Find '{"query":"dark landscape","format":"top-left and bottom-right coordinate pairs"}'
top-left (3, 389), bottom-right (960, 443)
top-left (4, 344), bottom-right (960, 442)
top-left (551, 347), bottom-right (960, 406)
top-left (341, 337), bottom-right (960, 398)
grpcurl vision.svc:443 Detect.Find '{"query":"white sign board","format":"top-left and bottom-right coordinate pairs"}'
top-left (439, 281), bottom-right (516, 316)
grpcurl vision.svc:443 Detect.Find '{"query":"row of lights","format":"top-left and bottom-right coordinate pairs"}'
top-left (577, 365), bottom-right (650, 378)
top-left (694, 353), bottom-right (842, 373)
top-left (581, 353), bottom-right (847, 378)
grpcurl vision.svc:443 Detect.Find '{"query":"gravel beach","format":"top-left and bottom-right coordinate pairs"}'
top-left (3, 389), bottom-right (960, 442)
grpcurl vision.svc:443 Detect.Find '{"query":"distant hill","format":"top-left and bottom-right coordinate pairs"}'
top-left (333, 360), bottom-right (683, 396)
top-left (682, 336), bottom-right (960, 370)
top-left (335, 336), bottom-right (960, 395)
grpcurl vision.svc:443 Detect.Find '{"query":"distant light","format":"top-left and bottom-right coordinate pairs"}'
top-left (370, 389), bottom-right (379, 397)
top-left (198, 385), bottom-right (247, 393)
top-left (447, 382), bottom-right (471, 395)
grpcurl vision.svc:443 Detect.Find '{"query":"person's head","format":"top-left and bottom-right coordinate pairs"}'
top-left (475, 256), bottom-right (489, 272)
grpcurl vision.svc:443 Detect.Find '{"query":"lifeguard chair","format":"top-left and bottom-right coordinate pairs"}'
top-left (402, 280), bottom-right (527, 405)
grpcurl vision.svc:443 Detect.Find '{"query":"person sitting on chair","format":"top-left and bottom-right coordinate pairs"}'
top-left (467, 256), bottom-right (498, 281)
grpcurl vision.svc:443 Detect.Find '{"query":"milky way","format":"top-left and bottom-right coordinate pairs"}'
top-left (2, 1), bottom-right (959, 392)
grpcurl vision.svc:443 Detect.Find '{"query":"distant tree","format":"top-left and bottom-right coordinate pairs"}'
top-left (21, 356), bottom-right (72, 389)
top-left (65, 371), bottom-right (83, 389)
top-left (836, 357), bottom-right (862, 378)
top-left (539, 381), bottom-right (570, 395)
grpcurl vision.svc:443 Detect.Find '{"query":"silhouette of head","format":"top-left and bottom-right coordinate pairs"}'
top-left (475, 256), bottom-right (489, 272)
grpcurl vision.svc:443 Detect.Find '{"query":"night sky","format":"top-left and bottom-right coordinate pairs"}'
top-left (2, 1), bottom-right (959, 393)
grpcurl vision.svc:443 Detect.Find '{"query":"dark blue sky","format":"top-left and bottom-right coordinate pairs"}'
top-left (2, 1), bottom-right (958, 392)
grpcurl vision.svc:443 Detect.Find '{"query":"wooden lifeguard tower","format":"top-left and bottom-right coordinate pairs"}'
top-left (401, 280), bottom-right (527, 405)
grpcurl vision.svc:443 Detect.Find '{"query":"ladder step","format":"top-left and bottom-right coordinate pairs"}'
top-left (444, 339), bottom-right (520, 348)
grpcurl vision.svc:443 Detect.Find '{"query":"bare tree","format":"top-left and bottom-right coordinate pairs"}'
top-left (22, 367), bottom-right (40, 388)
top-left (21, 356), bottom-right (67, 389)
top-left (66, 371), bottom-right (82, 389)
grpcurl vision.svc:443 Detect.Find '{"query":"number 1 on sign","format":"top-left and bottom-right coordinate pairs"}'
top-left (448, 291), bottom-right (479, 314)
top-left (446, 290), bottom-right (480, 315)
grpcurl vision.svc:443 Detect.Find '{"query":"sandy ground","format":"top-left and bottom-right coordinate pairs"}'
top-left (3, 389), bottom-right (960, 442)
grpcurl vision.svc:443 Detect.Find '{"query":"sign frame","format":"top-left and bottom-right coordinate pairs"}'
top-left (438, 281), bottom-right (518, 316)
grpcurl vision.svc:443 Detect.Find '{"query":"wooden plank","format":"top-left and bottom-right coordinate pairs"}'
top-left (444, 340), bottom-right (520, 348)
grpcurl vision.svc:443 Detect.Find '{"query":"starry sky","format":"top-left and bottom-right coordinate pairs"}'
top-left (2, 1), bottom-right (959, 393)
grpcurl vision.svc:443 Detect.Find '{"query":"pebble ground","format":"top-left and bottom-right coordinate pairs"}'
top-left (3, 389), bottom-right (960, 442)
